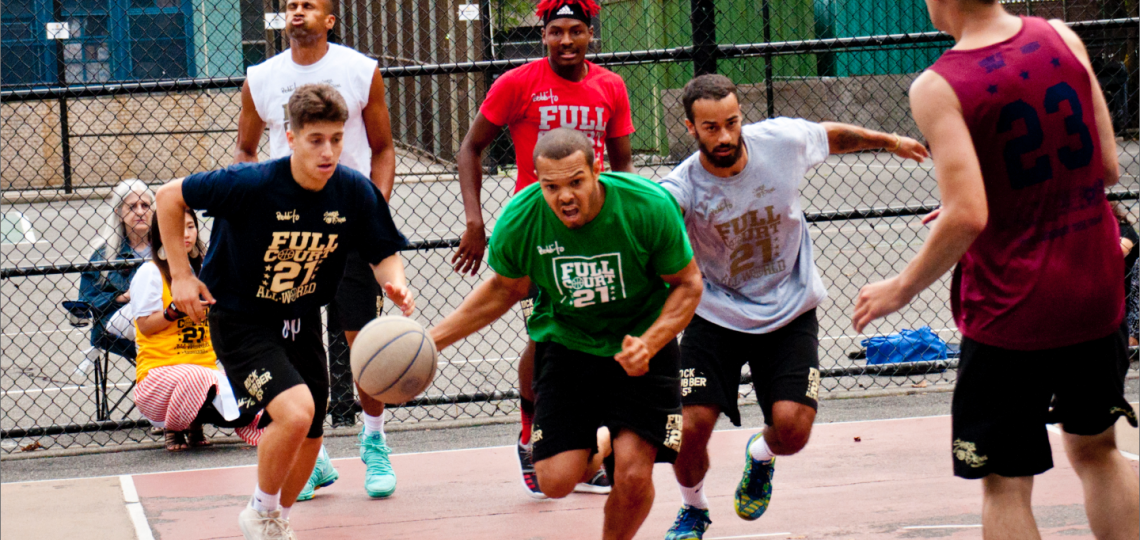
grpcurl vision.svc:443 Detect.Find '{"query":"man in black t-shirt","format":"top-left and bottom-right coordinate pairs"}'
top-left (155, 84), bottom-right (414, 540)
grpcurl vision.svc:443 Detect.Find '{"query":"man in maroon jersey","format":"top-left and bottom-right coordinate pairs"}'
top-left (853, 1), bottom-right (1138, 538)
top-left (450, 0), bottom-right (634, 498)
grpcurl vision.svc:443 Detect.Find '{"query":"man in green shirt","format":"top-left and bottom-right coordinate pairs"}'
top-left (431, 128), bottom-right (702, 540)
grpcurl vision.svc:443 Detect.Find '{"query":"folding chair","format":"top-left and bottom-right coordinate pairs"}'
top-left (61, 301), bottom-right (138, 421)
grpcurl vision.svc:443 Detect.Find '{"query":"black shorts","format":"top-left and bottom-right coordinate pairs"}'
top-left (951, 326), bottom-right (1137, 479)
top-left (530, 340), bottom-right (684, 464)
top-left (209, 307), bottom-right (329, 439)
top-left (331, 251), bottom-right (383, 332)
top-left (679, 310), bottom-right (821, 427)
top-left (519, 284), bottom-right (540, 331)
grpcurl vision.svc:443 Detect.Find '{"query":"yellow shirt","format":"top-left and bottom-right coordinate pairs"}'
top-left (134, 268), bottom-right (216, 382)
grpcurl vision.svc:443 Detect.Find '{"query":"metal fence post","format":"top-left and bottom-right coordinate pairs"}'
top-left (51, 0), bottom-right (73, 193)
top-left (762, 0), bottom-right (774, 119)
top-left (57, 95), bottom-right (72, 194)
top-left (690, 0), bottom-right (716, 76)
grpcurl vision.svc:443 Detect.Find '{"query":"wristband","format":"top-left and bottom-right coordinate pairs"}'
top-left (887, 133), bottom-right (902, 152)
top-left (163, 302), bottom-right (186, 322)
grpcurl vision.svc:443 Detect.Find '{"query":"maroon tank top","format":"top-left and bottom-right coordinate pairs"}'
top-left (929, 16), bottom-right (1122, 350)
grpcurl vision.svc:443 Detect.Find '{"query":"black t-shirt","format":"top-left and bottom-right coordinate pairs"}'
top-left (182, 157), bottom-right (407, 318)
top-left (1122, 221), bottom-right (1139, 292)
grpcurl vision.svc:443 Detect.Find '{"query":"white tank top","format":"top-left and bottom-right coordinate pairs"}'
top-left (247, 43), bottom-right (377, 177)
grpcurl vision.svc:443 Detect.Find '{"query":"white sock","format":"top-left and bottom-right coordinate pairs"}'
top-left (280, 506), bottom-right (292, 520)
top-left (748, 433), bottom-right (775, 463)
top-left (250, 486), bottom-right (280, 514)
top-left (679, 479), bottom-right (709, 509)
top-left (362, 411), bottom-right (385, 437)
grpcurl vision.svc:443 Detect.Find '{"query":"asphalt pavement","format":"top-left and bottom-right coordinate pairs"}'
top-left (4, 376), bottom-right (1136, 484)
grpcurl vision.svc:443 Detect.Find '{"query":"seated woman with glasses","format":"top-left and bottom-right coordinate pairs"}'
top-left (79, 179), bottom-right (155, 359)
top-left (130, 208), bottom-right (264, 451)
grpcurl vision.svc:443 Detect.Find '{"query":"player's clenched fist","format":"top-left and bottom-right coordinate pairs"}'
top-left (614, 335), bottom-right (651, 377)
top-left (170, 275), bottom-right (215, 323)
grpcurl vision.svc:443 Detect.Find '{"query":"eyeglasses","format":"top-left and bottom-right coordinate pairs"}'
top-left (123, 201), bottom-right (153, 213)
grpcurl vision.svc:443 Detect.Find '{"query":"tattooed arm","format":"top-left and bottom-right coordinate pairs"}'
top-left (820, 122), bottom-right (928, 162)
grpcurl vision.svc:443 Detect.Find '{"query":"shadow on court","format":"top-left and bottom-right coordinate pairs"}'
top-left (118, 413), bottom-right (1138, 539)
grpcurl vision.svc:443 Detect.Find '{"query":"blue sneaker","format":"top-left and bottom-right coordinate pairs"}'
top-left (734, 432), bottom-right (775, 520)
top-left (360, 431), bottom-right (397, 498)
top-left (296, 445), bottom-right (339, 502)
top-left (665, 505), bottom-right (712, 540)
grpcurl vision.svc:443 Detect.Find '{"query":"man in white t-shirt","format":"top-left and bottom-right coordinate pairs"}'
top-left (233, 0), bottom-right (401, 504)
top-left (658, 74), bottom-right (928, 540)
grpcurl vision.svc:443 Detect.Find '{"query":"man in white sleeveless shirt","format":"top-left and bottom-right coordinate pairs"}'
top-left (234, 0), bottom-right (401, 505)
top-left (658, 74), bottom-right (929, 540)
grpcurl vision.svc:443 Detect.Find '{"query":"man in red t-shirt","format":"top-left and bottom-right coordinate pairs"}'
top-left (450, 0), bottom-right (635, 499)
top-left (852, 1), bottom-right (1137, 538)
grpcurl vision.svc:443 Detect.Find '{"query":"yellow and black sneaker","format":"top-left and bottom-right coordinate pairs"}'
top-left (734, 432), bottom-right (775, 520)
top-left (665, 505), bottom-right (712, 540)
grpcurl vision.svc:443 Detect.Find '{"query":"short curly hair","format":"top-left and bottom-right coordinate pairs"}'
top-left (287, 83), bottom-right (348, 132)
top-left (681, 74), bottom-right (738, 123)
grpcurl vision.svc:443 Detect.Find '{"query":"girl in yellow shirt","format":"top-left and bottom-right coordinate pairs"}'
top-left (131, 209), bottom-right (263, 451)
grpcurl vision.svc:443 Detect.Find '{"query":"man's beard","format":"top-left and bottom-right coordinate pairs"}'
top-left (698, 138), bottom-right (744, 169)
top-left (286, 21), bottom-right (324, 44)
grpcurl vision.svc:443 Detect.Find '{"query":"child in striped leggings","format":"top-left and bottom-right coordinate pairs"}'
top-left (130, 208), bottom-right (263, 451)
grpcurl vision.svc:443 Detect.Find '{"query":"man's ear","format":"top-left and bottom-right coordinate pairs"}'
top-left (286, 129), bottom-right (295, 151)
top-left (684, 119), bottom-right (696, 138)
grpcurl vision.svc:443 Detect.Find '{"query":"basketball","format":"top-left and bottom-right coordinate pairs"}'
top-left (350, 316), bottom-right (438, 404)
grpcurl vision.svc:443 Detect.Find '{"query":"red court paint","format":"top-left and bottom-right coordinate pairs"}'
top-left (132, 416), bottom-right (1136, 539)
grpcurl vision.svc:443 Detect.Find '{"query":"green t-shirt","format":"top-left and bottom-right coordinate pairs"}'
top-left (487, 172), bottom-right (694, 356)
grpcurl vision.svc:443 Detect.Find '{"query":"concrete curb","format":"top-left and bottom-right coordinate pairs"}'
top-left (0, 413), bottom-right (524, 461)
top-left (1, 384), bottom-right (960, 461)
top-left (2, 188), bottom-right (115, 205)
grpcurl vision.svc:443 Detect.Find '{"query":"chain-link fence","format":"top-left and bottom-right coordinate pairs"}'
top-left (2, 0), bottom-right (1137, 454)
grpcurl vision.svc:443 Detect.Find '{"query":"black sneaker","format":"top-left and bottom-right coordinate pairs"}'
top-left (517, 438), bottom-right (546, 499)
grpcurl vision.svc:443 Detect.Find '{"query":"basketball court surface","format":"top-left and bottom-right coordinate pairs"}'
top-left (3, 407), bottom-right (1137, 540)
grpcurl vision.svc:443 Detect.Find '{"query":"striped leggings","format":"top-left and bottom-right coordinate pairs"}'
top-left (134, 364), bottom-right (264, 446)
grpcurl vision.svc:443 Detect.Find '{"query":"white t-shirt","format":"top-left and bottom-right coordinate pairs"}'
top-left (247, 43), bottom-right (377, 177)
top-left (129, 262), bottom-right (165, 321)
top-left (660, 118), bottom-right (829, 334)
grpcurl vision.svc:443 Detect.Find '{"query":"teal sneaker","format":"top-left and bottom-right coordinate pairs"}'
top-left (296, 445), bottom-right (339, 502)
top-left (665, 505), bottom-right (711, 540)
top-left (734, 432), bottom-right (775, 520)
top-left (360, 431), bottom-right (397, 498)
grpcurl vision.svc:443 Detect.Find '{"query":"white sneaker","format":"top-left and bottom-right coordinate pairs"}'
top-left (238, 506), bottom-right (292, 540)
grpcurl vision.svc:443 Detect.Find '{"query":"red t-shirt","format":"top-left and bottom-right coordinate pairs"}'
top-left (929, 17), bottom-right (1123, 350)
top-left (480, 59), bottom-right (635, 192)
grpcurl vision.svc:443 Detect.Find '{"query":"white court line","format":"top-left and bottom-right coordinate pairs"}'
top-left (119, 475), bottom-right (155, 540)
top-left (902, 524), bottom-right (981, 530)
top-left (438, 355), bottom-right (519, 367)
top-left (1045, 421), bottom-right (1139, 461)
top-left (707, 533), bottom-right (792, 539)
top-left (815, 163), bottom-right (934, 171)
top-left (1, 382), bottom-right (134, 397)
top-left (1, 328), bottom-right (77, 338)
